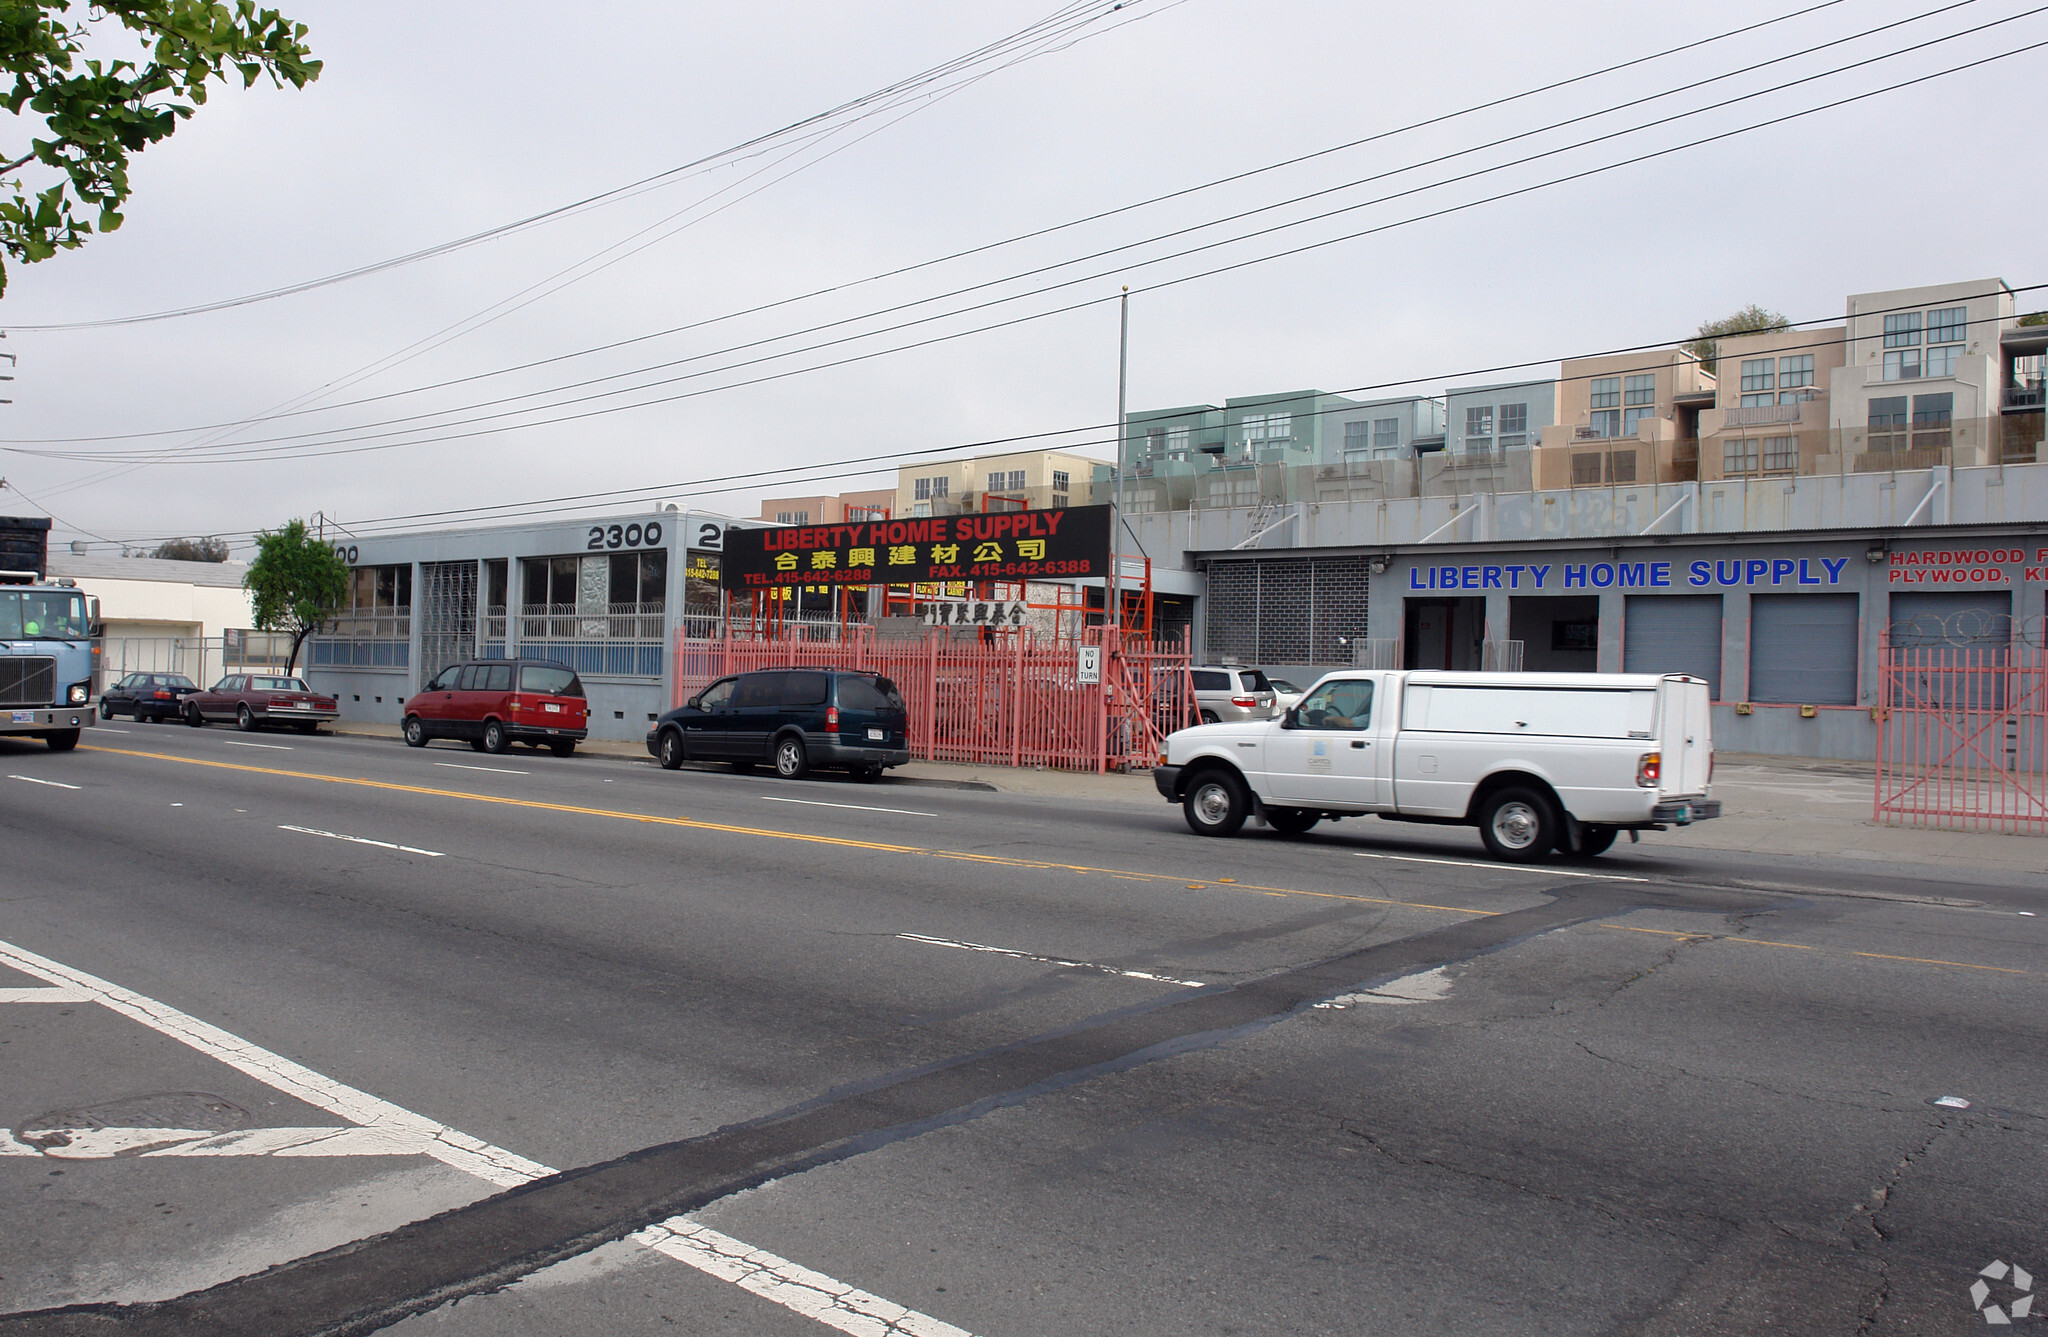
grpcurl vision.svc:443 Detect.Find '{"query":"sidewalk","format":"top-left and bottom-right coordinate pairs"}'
top-left (329, 725), bottom-right (2048, 876)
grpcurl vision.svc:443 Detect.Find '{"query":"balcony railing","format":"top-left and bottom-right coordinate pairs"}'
top-left (1723, 404), bottom-right (1803, 426)
top-left (2006, 384), bottom-right (2045, 411)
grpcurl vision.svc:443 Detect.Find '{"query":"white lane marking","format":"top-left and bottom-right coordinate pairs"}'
top-left (0, 936), bottom-right (975, 1335)
top-left (8, 774), bottom-right (81, 790)
top-left (1315, 966), bottom-right (1454, 1009)
top-left (433, 762), bottom-right (530, 776)
top-left (764, 796), bottom-right (936, 818)
top-left (13, 1125), bottom-right (433, 1159)
top-left (96, 727), bottom-right (132, 734)
top-left (634, 1221), bottom-right (977, 1337)
top-left (1352, 851), bottom-right (1648, 881)
top-left (279, 824), bottom-right (444, 857)
top-left (223, 740), bottom-right (293, 750)
top-left (0, 986), bottom-right (92, 1002)
top-left (897, 932), bottom-right (1207, 988)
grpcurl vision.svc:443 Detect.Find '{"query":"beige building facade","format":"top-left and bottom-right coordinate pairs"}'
top-left (1535, 348), bottom-right (1717, 489)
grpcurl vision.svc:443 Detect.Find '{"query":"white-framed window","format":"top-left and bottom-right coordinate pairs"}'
top-left (1145, 427), bottom-right (1166, 456)
top-left (1498, 402), bottom-right (1527, 449)
top-left (1589, 377), bottom-right (1621, 408)
top-left (1242, 411), bottom-right (1292, 443)
top-left (1052, 470), bottom-right (1069, 493)
top-left (1724, 438), bottom-right (1758, 473)
top-left (1343, 420), bottom-right (1369, 453)
top-left (1007, 470), bottom-right (1026, 491)
top-left (1761, 436), bottom-right (1797, 471)
top-left (1166, 426), bottom-right (1190, 455)
top-left (1373, 417), bottom-right (1399, 448)
top-left (987, 473), bottom-right (1004, 493)
top-left (774, 510), bottom-right (809, 525)
top-left (1465, 405), bottom-right (1493, 440)
top-left (913, 478), bottom-right (931, 501)
top-left (1778, 353), bottom-right (1814, 388)
top-left (932, 476), bottom-right (949, 498)
top-left (1740, 358), bottom-right (1774, 393)
top-left (1624, 373), bottom-right (1656, 405)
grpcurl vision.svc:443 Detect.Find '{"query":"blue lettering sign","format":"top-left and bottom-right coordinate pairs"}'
top-left (1772, 558), bottom-right (1796, 585)
top-left (1617, 562), bottom-right (1647, 588)
top-left (1563, 564), bottom-right (1587, 588)
top-left (1651, 562), bottom-right (1671, 587)
top-left (1483, 565), bottom-right (1503, 588)
top-left (1690, 560), bottom-right (1712, 587)
top-left (1590, 563), bottom-right (1615, 588)
top-left (1529, 564), bottom-right (1551, 588)
top-left (1822, 557), bottom-right (1848, 582)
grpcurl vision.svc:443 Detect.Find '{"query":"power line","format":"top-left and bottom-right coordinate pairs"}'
top-left (0, 0), bottom-right (1146, 333)
top-left (4, 0), bottom-right (1901, 449)
top-left (72, 281), bottom-right (2042, 549)
top-left (15, 14), bottom-right (2044, 470)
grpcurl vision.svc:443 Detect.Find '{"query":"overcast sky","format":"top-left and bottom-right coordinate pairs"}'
top-left (0, 0), bottom-right (2041, 555)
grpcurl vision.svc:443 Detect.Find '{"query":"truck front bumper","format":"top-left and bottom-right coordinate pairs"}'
top-left (1153, 765), bottom-right (1181, 800)
top-left (1, 708), bottom-right (94, 735)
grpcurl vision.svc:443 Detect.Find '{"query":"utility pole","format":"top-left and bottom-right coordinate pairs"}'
top-left (1111, 287), bottom-right (1128, 634)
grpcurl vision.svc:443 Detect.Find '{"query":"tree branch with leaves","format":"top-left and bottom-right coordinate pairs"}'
top-left (1682, 304), bottom-right (1790, 377)
top-left (0, 0), bottom-right (320, 295)
top-left (244, 517), bottom-right (345, 673)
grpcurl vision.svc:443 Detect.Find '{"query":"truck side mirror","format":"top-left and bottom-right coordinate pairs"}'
top-left (1281, 706), bottom-right (1299, 729)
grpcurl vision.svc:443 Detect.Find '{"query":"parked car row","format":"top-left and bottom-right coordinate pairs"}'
top-left (100, 671), bottom-right (339, 733)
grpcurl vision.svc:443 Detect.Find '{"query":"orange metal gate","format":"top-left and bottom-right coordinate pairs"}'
top-left (1874, 616), bottom-right (2048, 833)
top-left (675, 627), bottom-right (1193, 773)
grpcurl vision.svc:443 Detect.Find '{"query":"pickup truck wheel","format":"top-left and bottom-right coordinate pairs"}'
top-left (1478, 787), bottom-right (1558, 863)
top-left (1563, 824), bottom-right (1618, 859)
top-left (1267, 807), bottom-right (1320, 836)
top-left (403, 716), bottom-right (427, 747)
top-left (657, 728), bottom-right (685, 770)
top-left (1182, 770), bottom-right (1249, 837)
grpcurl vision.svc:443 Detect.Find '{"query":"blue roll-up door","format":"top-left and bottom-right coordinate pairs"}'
top-left (1623, 595), bottom-right (1724, 699)
top-left (1749, 593), bottom-right (1859, 704)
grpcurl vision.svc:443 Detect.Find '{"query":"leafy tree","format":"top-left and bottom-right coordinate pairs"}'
top-left (1683, 304), bottom-right (1790, 376)
top-left (141, 534), bottom-right (228, 561)
top-left (0, 1), bottom-right (321, 295)
top-left (244, 517), bottom-right (344, 672)
top-left (2020, 311), bottom-right (2048, 328)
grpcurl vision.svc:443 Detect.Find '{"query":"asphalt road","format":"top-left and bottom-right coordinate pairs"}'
top-left (1, 721), bottom-right (2044, 1335)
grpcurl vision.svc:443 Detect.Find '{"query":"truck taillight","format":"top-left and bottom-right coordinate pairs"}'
top-left (509, 694), bottom-right (523, 712)
top-left (826, 705), bottom-right (839, 732)
top-left (1637, 752), bottom-right (1661, 788)
top-left (1231, 695), bottom-right (1256, 707)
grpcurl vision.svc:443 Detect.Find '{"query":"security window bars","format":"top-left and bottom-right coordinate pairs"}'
top-left (1624, 373), bottom-right (1656, 405)
top-left (1740, 359), bottom-right (1774, 393)
top-left (1590, 377), bottom-right (1620, 408)
top-left (1761, 436), bottom-right (1798, 471)
top-left (1608, 449), bottom-right (1637, 483)
top-left (1571, 452), bottom-right (1603, 484)
top-left (1884, 312), bottom-right (1922, 347)
top-left (1927, 306), bottom-right (1967, 345)
top-left (1202, 555), bottom-right (1372, 667)
top-left (1778, 353), bottom-right (1814, 388)
top-left (1724, 438), bottom-right (1759, 473)
top-left (1373, 417), bottom-right (1399, 448)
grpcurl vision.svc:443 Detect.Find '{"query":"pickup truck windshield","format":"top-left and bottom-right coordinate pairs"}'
top-left (0, 590), bottom-right (87, 640)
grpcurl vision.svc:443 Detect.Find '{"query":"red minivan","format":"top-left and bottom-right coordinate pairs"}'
top-left (402, 658), bottom-right (588, 756)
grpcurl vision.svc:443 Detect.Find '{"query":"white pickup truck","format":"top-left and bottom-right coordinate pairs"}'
top-left (1152, 670), bottom-right (1719, 861)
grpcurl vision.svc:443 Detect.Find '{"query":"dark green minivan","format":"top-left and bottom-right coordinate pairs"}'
top-left (646, 668), bottom-right (910, 780)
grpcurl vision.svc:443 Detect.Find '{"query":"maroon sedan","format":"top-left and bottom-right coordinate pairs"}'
top-left (184, 673), bottom-right (339, 734)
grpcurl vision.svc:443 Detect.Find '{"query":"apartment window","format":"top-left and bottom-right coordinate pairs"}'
top-left (1498, 402), bottom-right (1527, 449)
top-left (1761, 436), bottom-right (1798, 471)
top-left (1623, 405), bottom-right (1654, 436)
top-left (1740, 359), bottom-right (1775, 394)
top-left (1464, 406), bottom-right (1492, 455)
top-left (1608, 449), bottom-right (1637, 483)
top-left (932, 476), bottom-right (949, 498)
top-left (1624, 373), bottom-right (1656, 405)
top-left (1052, 470), bottom-right (1069, 493)
top-left (1590, 377), bottom-right (1620, 408)
top-left (1778, 353), bottom-right (1814, 388)
top-left (1884, 312), bottom-right (1922, 347)
top-left (1741, 394), bottom-right (1775, 408)
top-left (1588, 409), bottom-right (1621, 438)
top-left (1924, 344), bottom-right (1960, 378)
top-left (1571, 452), bottom-right (1604, 485)
top-left (1373, 417), bottom-right (1399, 448)
top-left (914, 478), bottom-right (931, 501)
top-left (1166, 426), bottom-right (1190, 455)
top-left (1343, 420), bottom-right (1369, 454)
top-left (1009, 470), bottom-right (1026, 491)
top-left (1927, 306), bottom-right (1967, 346)
top-left (1912, 391), bottom-right (1953, 451)
top-left (1145, 427), bottom-right (1166, 456)
top-left (774, 510), bottom-right (809, 525)
top-left (1723, 438), bottom-right (1759, 473)
top-left (1242, 411), bottom-right (1292, 443)
top-left (987, 473), bottom-right (1004, 493)
top-left (1883, 347), bottom-right (1922, 381)
top-left (1869, 396), bottom-right (1908, 450)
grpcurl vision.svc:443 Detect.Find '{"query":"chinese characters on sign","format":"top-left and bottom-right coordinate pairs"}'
top-left (721, 505), bottom-right (1113, 591)
top-left (920, 600), bottom-right (1027, 628)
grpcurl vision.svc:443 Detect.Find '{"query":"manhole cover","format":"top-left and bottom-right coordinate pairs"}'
top-left (15, 1091), bottom-right (250, 1155)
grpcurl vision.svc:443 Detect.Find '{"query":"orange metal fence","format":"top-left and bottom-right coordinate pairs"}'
top-left (1875, 621), bottom-right (2048, 834)
top-left (675, 627), bottom-right (1194, 773)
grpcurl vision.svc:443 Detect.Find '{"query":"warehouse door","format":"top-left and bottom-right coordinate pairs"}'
top-left (1748, 593), bottom-right (1859, 704)
top-left (1624, 595), bottom-right (1724, 699)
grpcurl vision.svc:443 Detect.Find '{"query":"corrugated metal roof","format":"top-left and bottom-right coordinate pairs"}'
top-left (50, 553), bottom-right (250, 588)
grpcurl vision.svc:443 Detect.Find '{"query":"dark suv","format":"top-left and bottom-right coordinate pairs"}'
top-left (402, 658), bottom-right (588, 755)
top-left (647, 668), bottom-right (909, 780)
